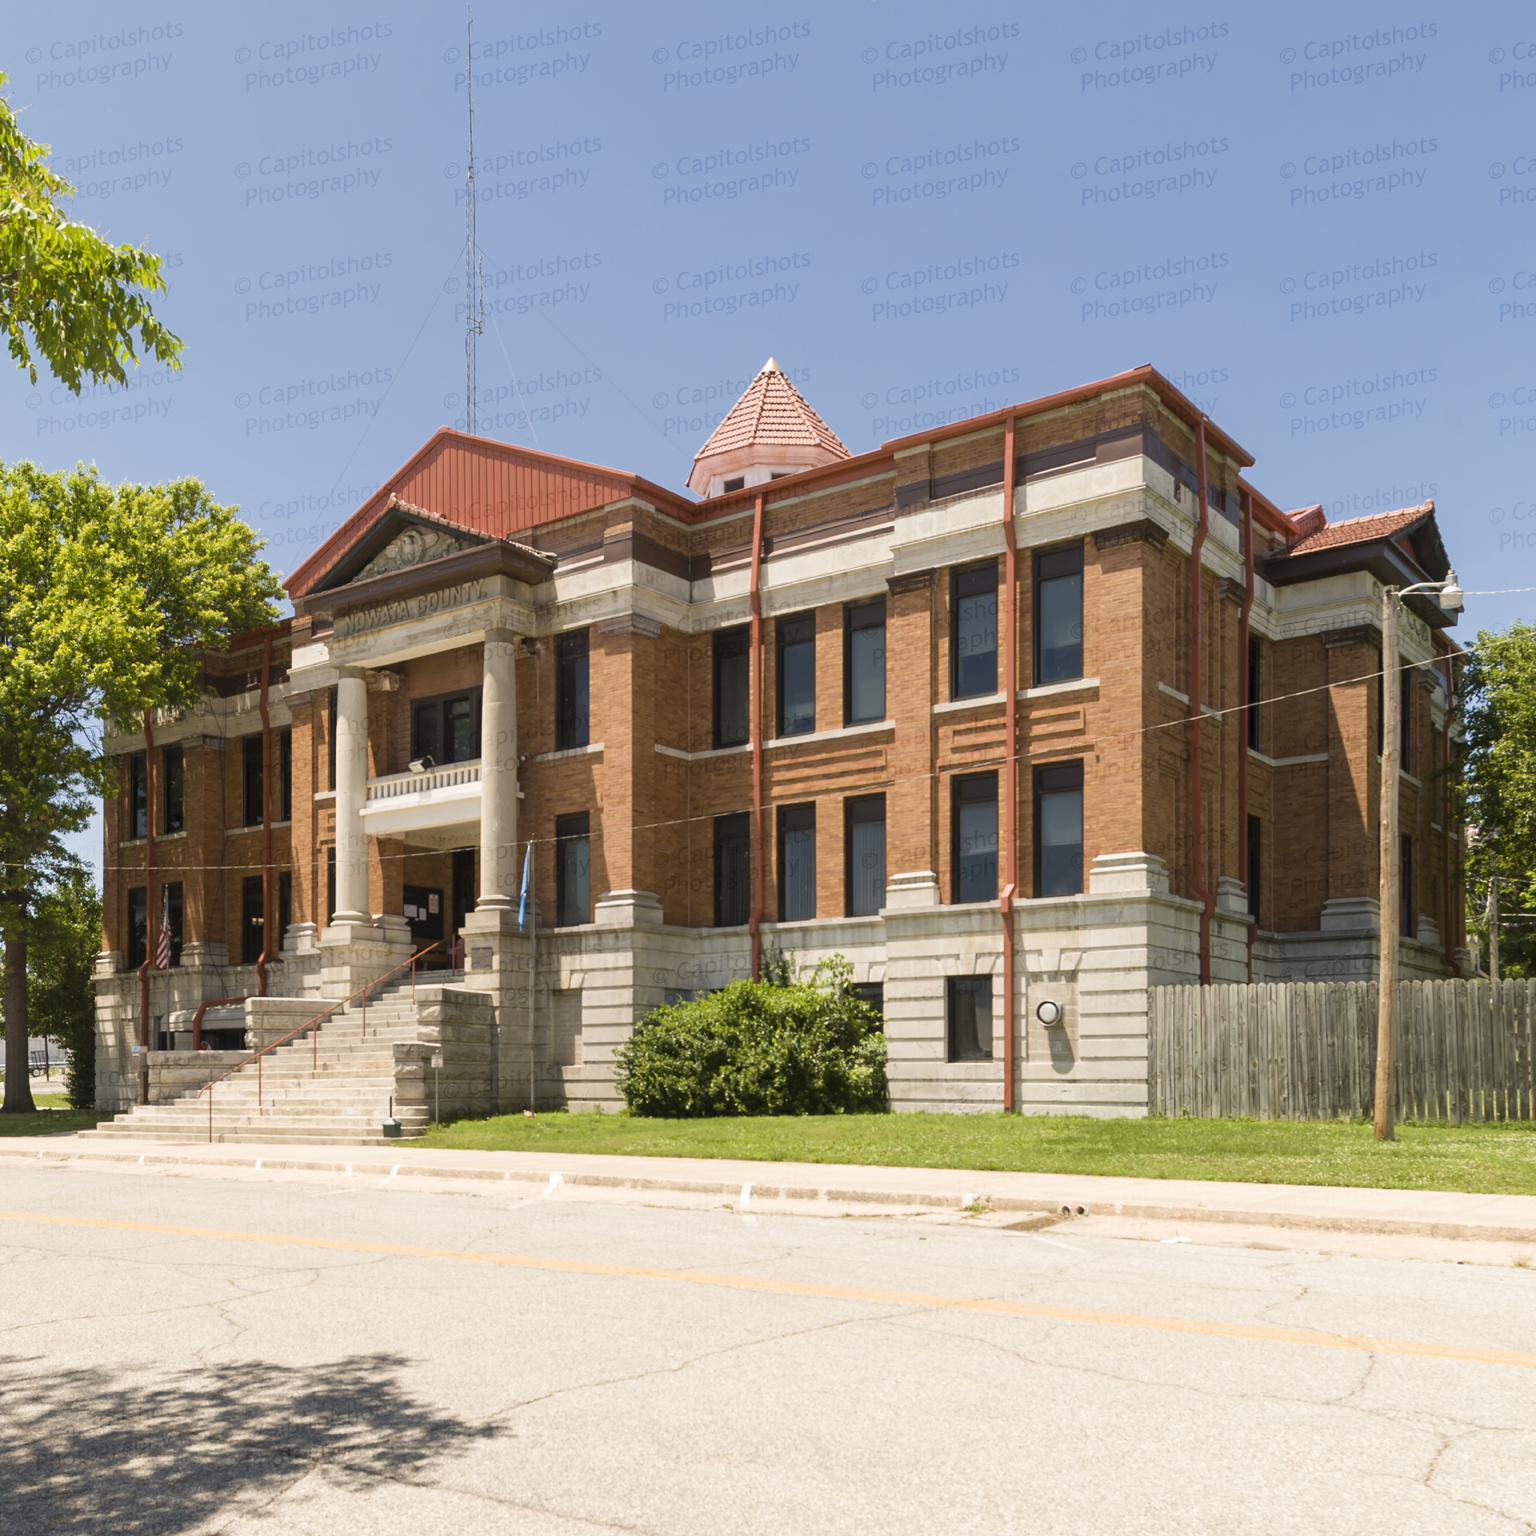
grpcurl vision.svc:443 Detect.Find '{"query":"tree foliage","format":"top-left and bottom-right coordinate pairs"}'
top-left (1, 72), bottom-right (182, 392)
top-left (25, 861), bottom-right (100, 1109)
top-left (0, 461), bottom-right (281, 1110)
top-left (614, 956), bottom-right (888, 1118)
top-left (1460, 622), bottom-right (1536, 975)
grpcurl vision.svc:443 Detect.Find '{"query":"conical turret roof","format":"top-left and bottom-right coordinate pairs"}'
top-left (689, 361), bottom-right (849, 494)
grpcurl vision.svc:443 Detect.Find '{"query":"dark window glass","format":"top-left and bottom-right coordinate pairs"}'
top-left (851, 982), bottom-right (884, 1023)
top-left (1034, 760), bottom-right (1084, 897)
top-left (947, 976), bottom-right (993, 1061)
top-left (846, 600), bottom-right (886, 724)
top-left (162, 746), bottom-right (184, 834)
top-left (403, 883), bottom-right (446, 942)
top-left (128, 753), bottom-right (148, 841)
top-left (1247, 638), bottom-right (1262, 752)
top-left (242, 735), bottom-right (264, 827)
top-left (326, 847), bottom-right (336, 924)
top-left (714, 812), bottom-right (752, 926)
top-left (951, 564), bottom-right (999, 699)
top-left (713, 627), bottom-right (752, 748)
top-left (278, 871), bottom-right (292, 947)
top-left (278, 730), bottom-right (292, 821)
top-left (953, 772), bottom-right (999, 903)
top-left (1247, 816), bottom-right (1262, 925)
top-left (778, 803), bottom-right (816, 922)
top-left (556, 812), bottom-right (591, 926)
top-left (1034, 543), bottom-right (1084, 685)
top-left (452, 847), bottom-right (477, 933)
top-left (723, 476), bottom-right (745, 493)
top-left (164, 882), bottom-right (184, 967)
top-left (557, 629), bottom-right (591, 751)
top-left (846, 795), bottom-right (886, 917)
top-left (1401, 835), bottom-right (1413, 938)
top-left (411, 698), bottom-right (440, 764)
top-left (442, 695), bottom-right (477, 764)
top-left (127, 886), bottom-right (147, 969)
top-left (327, 688), bottom-right (337, 791)
top-left (241, 875), bottom-right (265, 965)
top-left (777, 613), bottom-right (816, 736)
top-left (1400, 667), bottom-right (1412, 773)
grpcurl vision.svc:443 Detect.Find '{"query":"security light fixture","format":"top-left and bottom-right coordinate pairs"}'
top-left (1035, 999), bottom-right (1063, 1027)
top-left (409, 756), bottom-right (435, 774)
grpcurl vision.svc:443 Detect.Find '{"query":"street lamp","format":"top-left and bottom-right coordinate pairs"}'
top-left (1375, 570), bottom-right (1462, 1141)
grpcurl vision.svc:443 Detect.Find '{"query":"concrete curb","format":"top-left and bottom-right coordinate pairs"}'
top-left (7, 1139), bottom-right (1536, 1245)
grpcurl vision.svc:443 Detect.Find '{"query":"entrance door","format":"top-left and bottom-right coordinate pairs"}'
top-left (403, 885), bottom-right (446, 952)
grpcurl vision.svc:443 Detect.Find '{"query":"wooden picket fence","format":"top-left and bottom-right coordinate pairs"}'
top-left (1148, 980), bottom-right (1536, 1122)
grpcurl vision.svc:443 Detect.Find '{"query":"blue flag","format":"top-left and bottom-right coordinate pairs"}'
top-left (517, 841), bottom-right (533, 930)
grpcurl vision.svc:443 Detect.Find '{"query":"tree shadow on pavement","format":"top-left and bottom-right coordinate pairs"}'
top-left (2, 1351), bottom-right (500, 1534)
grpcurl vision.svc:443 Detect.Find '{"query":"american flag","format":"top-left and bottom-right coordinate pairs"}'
top-left (156, 885), bottom-right (171, 969)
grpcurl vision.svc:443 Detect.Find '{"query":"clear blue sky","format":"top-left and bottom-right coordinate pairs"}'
top-left (4, 2), bottom-right (1527, 873)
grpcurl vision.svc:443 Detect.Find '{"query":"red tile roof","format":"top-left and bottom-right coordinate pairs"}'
top-left (1285, 502), bottom-right (1432, 556)
top-left (693, 359), bottom-right (849, 464)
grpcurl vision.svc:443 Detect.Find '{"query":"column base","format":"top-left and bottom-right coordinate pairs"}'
top-left (317, 918), bottom-right (410, 999)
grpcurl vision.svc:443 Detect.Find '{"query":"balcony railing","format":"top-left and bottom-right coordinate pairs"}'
top-left (367, 760), bottom-right (482, 801)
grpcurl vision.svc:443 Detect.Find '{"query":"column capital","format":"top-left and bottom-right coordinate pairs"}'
top-left (484, 626), bottom-right (519, 645)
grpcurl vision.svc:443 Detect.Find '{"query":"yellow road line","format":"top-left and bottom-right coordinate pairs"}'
top-left (4, 1208), bottom-right (1532, 1370)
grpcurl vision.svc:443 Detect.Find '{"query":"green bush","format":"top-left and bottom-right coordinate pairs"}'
top-left (615, 956), bottom-right (888, 1117)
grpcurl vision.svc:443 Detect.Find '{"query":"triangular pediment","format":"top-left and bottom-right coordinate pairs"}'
top-left (313, 498), bottom-right (489, 592)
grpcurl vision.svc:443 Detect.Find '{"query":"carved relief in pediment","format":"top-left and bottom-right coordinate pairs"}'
top-left (358, 523), bottom-right (475, 581)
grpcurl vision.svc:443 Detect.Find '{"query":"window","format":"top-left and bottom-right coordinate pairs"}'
top-left (851, 982), bottom-right (884, 1022)
top-left (127, 886), bottom-right (147, 969)
top-left (1400, 667), bottom-right (1412, 774)
top-left (845, 600), bottom-right (886, 724)
top-left (278, 871), bottom-right (292, 948)
top-left (411, 688), bottom-right (482, 766)
top-left (714, 812), bottom-right (751, 926)
top-left (128, 753), bottom-right (148, 840)
top-left (556, 812), bottom-right (591, 926)
top-left (452, 847), bottom-right (477, 931)
top-left (946, 976), bottom-right (993, 1061)
top-left (162, 746), bottom-right (184, 834)
top-left (953, 772), bottom-right (999, 903)
top-left (723, 476), bottom-right (745, 493)
top-left (951, 564), bottom-right (999, 699)
top-left (1401, 835), bottom-right (1413, 938)
top-left (1247, 638), bottom-right (1262, 752)
top-left (1034, 760), bottom-right (1084, 897)
top-left (241, 876), bottom-right (265, 965)
top-left (326, 847), bottom-right (336, 924)
top-left (1034, 542), bottom-right (1084, 685)
top-left (556, 629), bottom-right (591, 751)
top-left (278, 730), bottom-right (292, 821)
top-left (1247, 816), bottom-right (1262, 924)
top-left (327, 687), bottom-right (338, 790)
top-left (241, 735), bottom-right (264, 827)
top-left (776, 612), bottom-right (816, 736)
top-left (713, 626), bottom-right (751, 748)
top-left (777, 803), bottom-right (816, 921)
top-left (163, 882), bottom-right (184, 967)
top-left (845, 795), bottom-right (886, 917)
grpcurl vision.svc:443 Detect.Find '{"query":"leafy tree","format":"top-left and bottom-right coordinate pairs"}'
top-left (1, 72), bottom-right (182, 393)
top-left (615, 956), bottom-right (888, 1117)
top-left (0, 462), bottom-right (281, 1111)
top-left (23, 860), bottom-right (100, 1108)
top-left (1460, 622), bottom-right (1536, 976)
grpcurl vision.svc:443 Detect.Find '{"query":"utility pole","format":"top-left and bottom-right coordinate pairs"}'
top-left (1488, 872), bottom-right (1500, 983)
top-left (1374, 571), bottom-right (1462, 1142)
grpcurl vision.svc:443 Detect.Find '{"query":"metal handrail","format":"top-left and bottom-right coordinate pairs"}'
top-left (196, 942), bottom-right (441, 1142)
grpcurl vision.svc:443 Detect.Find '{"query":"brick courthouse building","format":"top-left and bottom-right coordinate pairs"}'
top-left (93, 363), bottom-right (1469, 1118)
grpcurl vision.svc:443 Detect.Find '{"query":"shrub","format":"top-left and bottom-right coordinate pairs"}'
top-left (615, 956), bottom-right (887, 1117)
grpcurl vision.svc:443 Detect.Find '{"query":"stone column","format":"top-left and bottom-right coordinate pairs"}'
top-left (478, 628), bottom-right (520, 910)
top-left (332, 667), bottom-right (371, 923)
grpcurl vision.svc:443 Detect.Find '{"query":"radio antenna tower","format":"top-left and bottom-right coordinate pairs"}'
top-left (464, 8), bottom-right (482, 434)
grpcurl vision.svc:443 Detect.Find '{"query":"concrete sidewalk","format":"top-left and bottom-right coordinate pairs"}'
top-left (5, 1133), bottom-right (1536, 1244)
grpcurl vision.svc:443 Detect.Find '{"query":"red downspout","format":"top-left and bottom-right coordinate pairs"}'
top-left (1190, 423), bottom-right (1214, 984)
top-left (748, 491), bottom-right (766, 980)
top-left (1440, 645), bottom-right (1458, 976)
top-left (137, 712), bottom-right (156, 1104)
top-left (1238, 490), bottom-right (1255, 982)
top-left (255, 634), bottom-right (273, 996)
top-left (999, 417), bottom-right (1019, 1111)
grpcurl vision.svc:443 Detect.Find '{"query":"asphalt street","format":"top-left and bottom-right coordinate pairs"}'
top-left (3, 1160), bottom-right (1534, 1534)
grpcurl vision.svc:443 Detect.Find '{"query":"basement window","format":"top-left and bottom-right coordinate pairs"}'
top-left (947, 976), bottom-right (993, 1061)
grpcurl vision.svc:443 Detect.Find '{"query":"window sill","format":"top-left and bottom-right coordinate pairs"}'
top-left (654, 741), bottom-right (751, 762)
top-left (536, 741), bottom-right (604, 764)
top-left (766, 720), bottom-right (894, 750)
top-left (118, 830), bottom-right (188, 849)
top-left (1021, 676), bottom-right (1098, 700)
top-left (227, 821), bottom-right (292, 835)
top-left (1248, 749), bottom-right (1328, 768)
top-left (1159, 681), bottom-right (1221, 720)
top-left (313, 790), bottom-right (336, 802)
top-left (933, 693), bottom-right (1004, 715)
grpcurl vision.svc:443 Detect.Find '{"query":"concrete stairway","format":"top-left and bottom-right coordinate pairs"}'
top-left (82, 976), bottom-right (462, 1146)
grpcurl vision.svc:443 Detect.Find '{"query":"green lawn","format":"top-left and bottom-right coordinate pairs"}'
top-left (0, 1098), bottom-right (108, 1136)
top-left (410, 1112), bottom-right (1536, 1197)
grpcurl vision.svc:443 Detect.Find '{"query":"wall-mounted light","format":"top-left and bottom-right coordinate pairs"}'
top-left (409, 756), bottom-right (435, 774)
top-left (1035, 999), bottom-right (1064, 1027)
